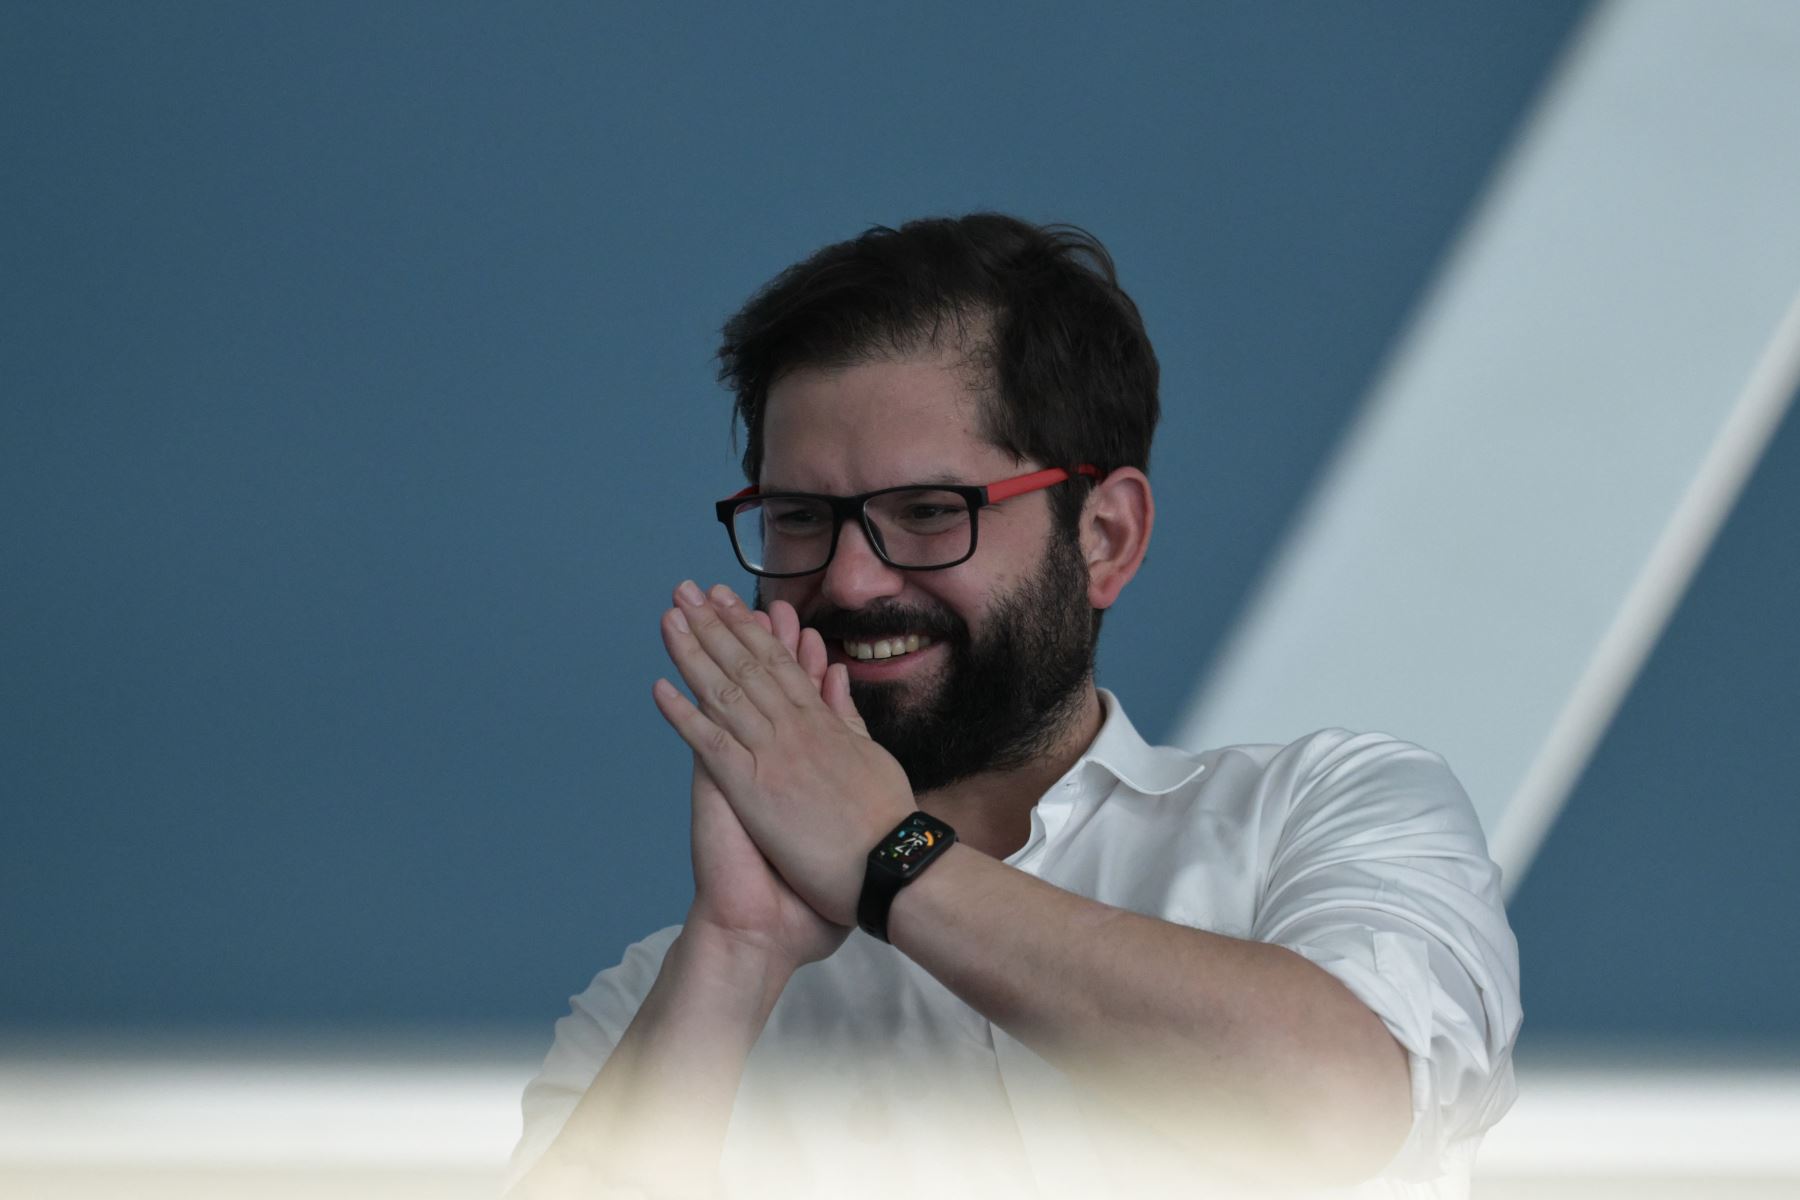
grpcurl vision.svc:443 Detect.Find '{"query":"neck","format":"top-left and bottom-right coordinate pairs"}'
top-left (914, 683), bottom-right (1104, 860)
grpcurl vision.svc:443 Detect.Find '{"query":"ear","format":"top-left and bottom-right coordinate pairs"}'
top-left (1079, 467), bottom-right (1153, 611)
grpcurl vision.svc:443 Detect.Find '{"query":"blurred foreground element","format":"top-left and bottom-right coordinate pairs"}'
top-left (0, 1032), bottom-right (538, 1200)
top-left (1476, 1041), bottom-right (1800, 1199)
top-left (2, 1035), bottom-right (1796, 1198)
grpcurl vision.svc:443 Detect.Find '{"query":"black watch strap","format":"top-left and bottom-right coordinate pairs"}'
top-left (857, 811), bottom-right (957, 943)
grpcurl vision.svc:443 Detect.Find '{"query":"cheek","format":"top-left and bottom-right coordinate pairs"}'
top-left (907, 573), bottom-right (991, 629)
top-left (945, 546), bottom-right (1030, 604)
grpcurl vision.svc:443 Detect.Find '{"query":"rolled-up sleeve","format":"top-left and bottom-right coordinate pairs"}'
top-left (1249, 731), bottom-right (1522, 1179)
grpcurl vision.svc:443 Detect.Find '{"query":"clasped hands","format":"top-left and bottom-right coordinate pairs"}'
top-left (651, 580), bottom-right (916, 945)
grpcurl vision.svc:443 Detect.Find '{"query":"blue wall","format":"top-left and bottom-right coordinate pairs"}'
top-left (1, 3), bottom-right (1655, 1033)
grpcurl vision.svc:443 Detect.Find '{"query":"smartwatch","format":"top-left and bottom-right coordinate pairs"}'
top-left (857, 811), bottom-right (957, 943)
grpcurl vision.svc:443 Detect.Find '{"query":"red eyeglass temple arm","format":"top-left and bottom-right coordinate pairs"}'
top-left (982, 464), bottom-right (1102, 503)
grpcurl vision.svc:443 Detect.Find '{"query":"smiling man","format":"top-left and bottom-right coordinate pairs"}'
top-left (505, 215), bottom-right (1521, 1200)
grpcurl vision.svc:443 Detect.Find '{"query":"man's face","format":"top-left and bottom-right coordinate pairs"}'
top-left (753, 350), bottom-right (1097, 793)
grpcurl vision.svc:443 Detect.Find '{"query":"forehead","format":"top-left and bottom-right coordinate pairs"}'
top-left (760, 352), bottom-right (1018, 491)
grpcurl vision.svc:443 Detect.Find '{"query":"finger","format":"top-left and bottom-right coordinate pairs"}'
top-left (675, 583), bottom-right (792, 716)
top-left (770, 598), bottom-right (801, 657)
top-left (697, 583), bottom-right (824, 710)
top-left (684, 582), bottom-right (806, 712)
top-left (751, 609), bottom-right (774, 636)
top-left (823, 662), bottom-right (871, 737)
top-left (652, 677), bottom-right (755, 787)
top-left (797, 627), bottom-right (828, 690)
top-left (663, 600), bottom-right (775, 746)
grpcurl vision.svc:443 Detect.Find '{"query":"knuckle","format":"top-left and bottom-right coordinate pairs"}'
top-left (711, 683), bottom-right (745, 708)
top-left (705, 725), bottom-right (732, 755)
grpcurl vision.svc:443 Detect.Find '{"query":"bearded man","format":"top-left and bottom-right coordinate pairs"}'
top-left (505, 214), bottom-right (1521, 1200)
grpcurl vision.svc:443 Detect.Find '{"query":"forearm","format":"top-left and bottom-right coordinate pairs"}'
top-left (509, 923), bottom-right (792, 1200)
top-left (886, 844), bottom-right (1412, 1186)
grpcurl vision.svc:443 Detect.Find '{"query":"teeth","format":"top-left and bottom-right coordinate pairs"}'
top-left (844, 634), bottom-right (933, 662)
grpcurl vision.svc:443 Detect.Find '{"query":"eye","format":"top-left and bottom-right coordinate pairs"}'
top-left (892, 499), bottom-right (968, 533)
top-left (764, 502), bottom-right (828, 535)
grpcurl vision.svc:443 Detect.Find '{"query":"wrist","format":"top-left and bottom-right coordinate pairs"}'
top-left (675, 915), bottom-right (802, 1010)
top-left (884, 841), bottom-right (985, 952)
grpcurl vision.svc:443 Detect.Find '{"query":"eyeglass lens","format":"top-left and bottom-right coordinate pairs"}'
top-left (730, 488), bottom-right (973, 575)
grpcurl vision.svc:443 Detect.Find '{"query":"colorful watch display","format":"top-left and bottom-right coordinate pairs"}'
top-left (857, 811), bottom-right (958, 943)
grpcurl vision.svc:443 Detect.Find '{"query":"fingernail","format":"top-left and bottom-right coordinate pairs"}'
top-left (709, 583), bottom-right (739, 607)
top-left (669, 608), bottom-right (690, 633)
top-left (678, 580), bottom-right (704, 605)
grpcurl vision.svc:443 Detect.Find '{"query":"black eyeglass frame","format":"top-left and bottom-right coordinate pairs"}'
top-left (714, 464), bottom-right (1101, 579)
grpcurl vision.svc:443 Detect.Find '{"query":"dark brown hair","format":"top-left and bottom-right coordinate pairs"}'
top-left (717, 212), bottom-right (1160, 533)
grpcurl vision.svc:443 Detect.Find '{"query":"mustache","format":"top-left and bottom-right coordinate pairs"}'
top-left (799, 601), bottom-right (964, 644)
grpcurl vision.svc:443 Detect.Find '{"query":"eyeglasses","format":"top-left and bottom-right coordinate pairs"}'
top-left (715, 464), bottom-right (1101, 578)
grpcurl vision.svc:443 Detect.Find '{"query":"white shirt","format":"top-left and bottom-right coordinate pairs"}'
top-left (508, 690), bottom-right (1521, 1199)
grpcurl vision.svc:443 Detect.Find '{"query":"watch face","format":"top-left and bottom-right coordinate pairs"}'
top-left (875, 814), bottom-right (949, 874)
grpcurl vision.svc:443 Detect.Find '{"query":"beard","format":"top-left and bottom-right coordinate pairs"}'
top-left (763, 525), bottom-right (1098, 795)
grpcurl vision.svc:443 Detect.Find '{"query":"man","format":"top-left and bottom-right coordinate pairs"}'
top-left (506, 214), bottom-right (1520, 1199)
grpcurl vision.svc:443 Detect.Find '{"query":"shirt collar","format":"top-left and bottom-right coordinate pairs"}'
top-left (1073, 688), bottom-right (1208, 797)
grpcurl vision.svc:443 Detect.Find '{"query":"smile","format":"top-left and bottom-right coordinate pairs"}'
top-left (841, 634), bottom-right (935, 661)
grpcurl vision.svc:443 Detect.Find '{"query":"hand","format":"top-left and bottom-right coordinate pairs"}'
top-left (653, 581), bottom-right (915, 927)
top-left (677, 598), bottom-right (849, 970)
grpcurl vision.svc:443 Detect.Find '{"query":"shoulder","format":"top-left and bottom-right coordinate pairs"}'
top-left (1194, 726), bottom-right (1455, 778)
top-left (1189, 727), bottom-right (1479, 834)
top-left (1096, 692), bottom-right (1462, 809)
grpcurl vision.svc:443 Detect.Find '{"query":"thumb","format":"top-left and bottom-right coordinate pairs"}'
top-left (823, 663), bottom-right (871, 737)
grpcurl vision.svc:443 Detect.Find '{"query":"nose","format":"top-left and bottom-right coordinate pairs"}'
top-left (818, 517), bottom-right (907, 610)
